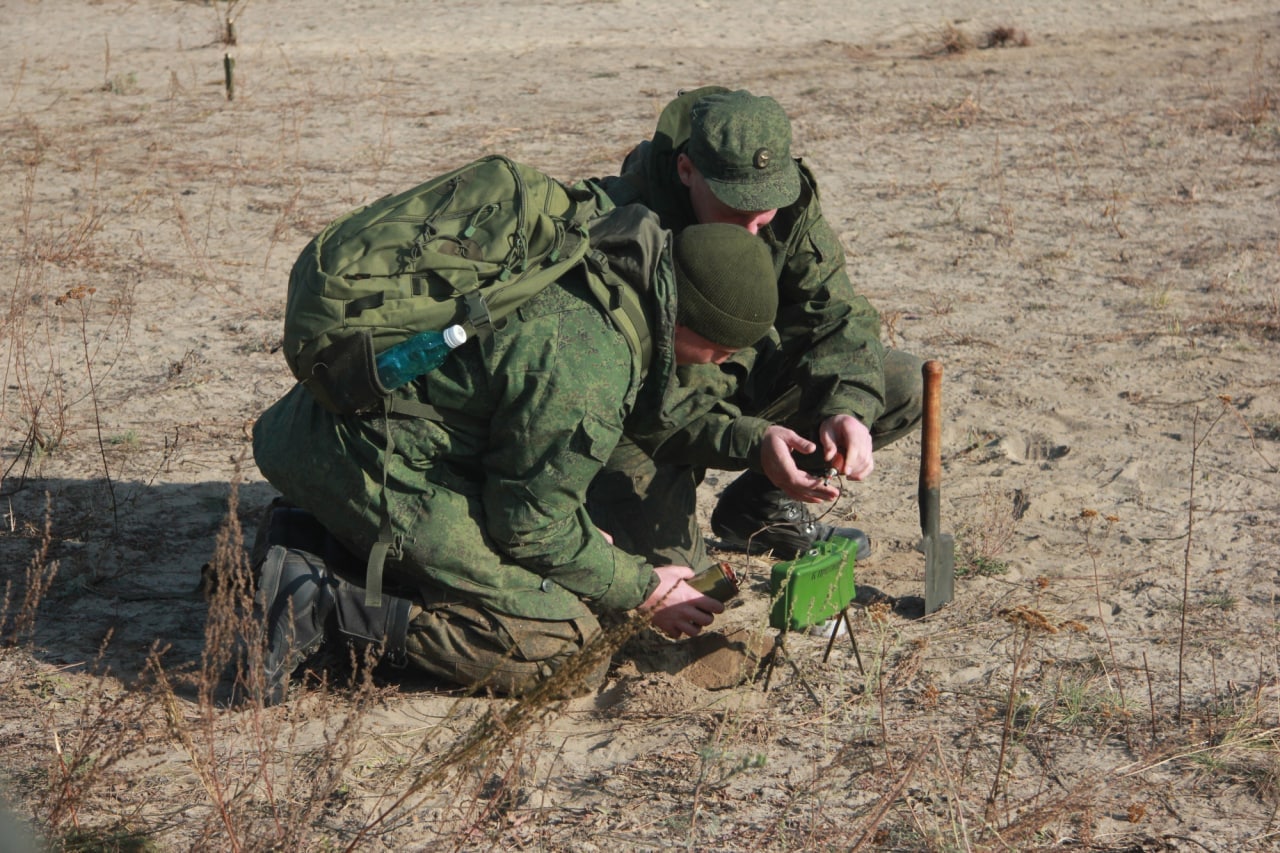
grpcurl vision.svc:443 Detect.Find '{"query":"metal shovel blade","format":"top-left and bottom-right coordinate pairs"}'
top-left (920, 360), bottom-right (955, 614)
top-left (923, 529), bottom-right (955, 615)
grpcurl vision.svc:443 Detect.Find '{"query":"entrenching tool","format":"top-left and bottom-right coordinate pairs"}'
top-left (920, 360), bottom-right (954, 614)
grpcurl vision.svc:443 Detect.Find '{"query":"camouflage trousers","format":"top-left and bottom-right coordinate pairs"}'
top-left (401, 585), bottom-right (609, 697)
top-left (587, 347), bottom-right (924, 573)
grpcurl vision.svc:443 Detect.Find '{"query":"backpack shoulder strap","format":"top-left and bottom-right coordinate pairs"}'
top-left (582, 260), bottom-right (651, 367)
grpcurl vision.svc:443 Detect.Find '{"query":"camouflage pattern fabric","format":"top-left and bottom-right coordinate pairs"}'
top-left (254, 206), bottom-right (686, 623)
top-left (588, 348), bottom-right (925, 572)
top-left (403, 584), bottom-right (609, 696)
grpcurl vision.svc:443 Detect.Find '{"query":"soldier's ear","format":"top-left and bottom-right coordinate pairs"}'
top-left (675, 153), bottom-right (697, 188)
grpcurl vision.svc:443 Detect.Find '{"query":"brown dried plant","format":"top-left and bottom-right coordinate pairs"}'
top-left (987, 605), bottom-right (1069, 819)
top-left (938, 24), bottom-right (975, 56)
top-left (1, 496), bottom-right (58, 650)
top-left (984, 26), bottom-right (1031, 48)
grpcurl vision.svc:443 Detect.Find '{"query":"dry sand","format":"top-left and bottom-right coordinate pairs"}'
top-left (2, 0), bottom-right (1279, 849)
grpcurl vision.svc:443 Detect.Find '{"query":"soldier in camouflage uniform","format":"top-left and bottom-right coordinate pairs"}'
top-left (582, 87), bottom-right (924, 571)
top-left (251, 208), bottom-right (787, 701)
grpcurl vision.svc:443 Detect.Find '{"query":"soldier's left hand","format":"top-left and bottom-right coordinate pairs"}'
top-left (759, 425), bottom-right (842, 503)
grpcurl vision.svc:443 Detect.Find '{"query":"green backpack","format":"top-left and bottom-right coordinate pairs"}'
top-left (283, 154), bottom-right (648, 414)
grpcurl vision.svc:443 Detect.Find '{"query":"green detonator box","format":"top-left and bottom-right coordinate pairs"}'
top-left (768, 535), bottom-right (859, 632)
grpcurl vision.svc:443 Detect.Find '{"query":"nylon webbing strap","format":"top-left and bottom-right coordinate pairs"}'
top-left (612, 278), bottom-right (652, 365)
top-left (344, 291), bottom-right (385, 318)
top-left (584, 254), bottom-right (652, 366)
top-left (388, 397), bottom-right (443, 421)
top-left (365, 396), bottom-right (402, 607)
top-left (463, 290), bottom-right (494, 339)
top-left (387, 396), bottom-right (488, 432)
top-left (365, 538), bottom-right (389, 608)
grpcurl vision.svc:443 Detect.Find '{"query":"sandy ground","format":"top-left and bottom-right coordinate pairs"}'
top-left (2, 0), bottom-right (1279, 849)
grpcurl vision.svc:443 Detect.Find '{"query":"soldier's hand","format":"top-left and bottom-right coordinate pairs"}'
top-left (819, 415), bottom-right (874, 481)
top-left (643, 566), bottom-right (725, 638)
top-left (759, 425), bottom-right (841, 503)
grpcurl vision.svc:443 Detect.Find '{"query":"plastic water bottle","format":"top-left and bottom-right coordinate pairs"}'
top-left (374, 324), bottom-right (467, 391)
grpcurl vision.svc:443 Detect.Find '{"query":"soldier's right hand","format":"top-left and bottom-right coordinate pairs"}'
top-left (819, 414), bottom-right (874, 481)
top-left (642, 566), bottom-right (725, 639)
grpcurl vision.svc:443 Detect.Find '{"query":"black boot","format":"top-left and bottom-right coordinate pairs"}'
top-left (256, 546), bottom-right (415, 702)
top-left (256, 544), bottom-right (336, 704)
top-left (710, 470), bottom-right (872, 561)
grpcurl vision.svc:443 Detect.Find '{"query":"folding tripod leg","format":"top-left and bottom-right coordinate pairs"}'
top-left (820, 607), bottom-right (864, 674)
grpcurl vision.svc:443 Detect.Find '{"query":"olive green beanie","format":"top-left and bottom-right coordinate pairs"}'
top-left (673, 223), bottom-right (777, 349)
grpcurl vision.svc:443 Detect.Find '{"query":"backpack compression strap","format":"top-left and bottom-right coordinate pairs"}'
top-left (364, 395), bottom-right (402, 607)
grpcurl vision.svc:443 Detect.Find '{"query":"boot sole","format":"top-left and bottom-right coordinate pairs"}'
top-left (256, 546), bottom-right (328, 704)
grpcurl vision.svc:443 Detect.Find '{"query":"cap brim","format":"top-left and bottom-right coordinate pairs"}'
top-left (704, 161), bottom-right (802, 212)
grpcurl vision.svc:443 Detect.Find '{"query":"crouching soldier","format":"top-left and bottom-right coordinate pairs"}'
top-left (582, 87), bottom-right (925, 571)
top-left (250, 205), bottom-right (794, 701)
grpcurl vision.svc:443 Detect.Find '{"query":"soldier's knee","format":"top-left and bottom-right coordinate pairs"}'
top-left (874, 350), bottom-right (926, 448)
top-left (404, 604), bottom-right (608, 697)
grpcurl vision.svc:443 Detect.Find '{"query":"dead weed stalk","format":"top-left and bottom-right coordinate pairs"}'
top-left (1077, 507), bottom-right (1131, 745)
top-left (1177, 398), bottom-right (1232, 722)
top-left (1, 495), bottom-right (58, 650)
top-left (4, 145), bottom-right (135, 504)
top-left (955, 484), bottom-right (1021, 578)
top-left (185, 482), bottom-right (385, 850)
top-left (36, 634), bottom-right (156, 840)
top-left (345, 609), bottom-right (655, 850)
top-left (987, 605), bottom-right (1060, 820)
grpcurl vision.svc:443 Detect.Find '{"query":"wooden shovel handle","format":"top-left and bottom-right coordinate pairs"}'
top-left (919, 360), bottom-right (943, 534)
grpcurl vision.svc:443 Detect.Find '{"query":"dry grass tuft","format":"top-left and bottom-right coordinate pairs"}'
top-left (933, 24), bottom-right (975, 57)
top-left (984, 26), bottom-right (1031, 49)
top-left (998, 605), bottom-right (1061, 634)
top-left (926, 23), bottom-right (1028, 57)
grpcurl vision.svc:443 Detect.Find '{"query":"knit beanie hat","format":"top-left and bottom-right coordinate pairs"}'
top-left (673, 223), bottom-right (777, 349)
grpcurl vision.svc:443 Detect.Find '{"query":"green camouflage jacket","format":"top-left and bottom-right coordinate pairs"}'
top-left (582, 85), bottom-right (887, 436)
top-left (253, 205), bottom-right (759, 621)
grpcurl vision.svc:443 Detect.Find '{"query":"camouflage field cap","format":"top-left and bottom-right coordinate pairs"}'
top-left (687, 90), bottom-right (802, 212)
